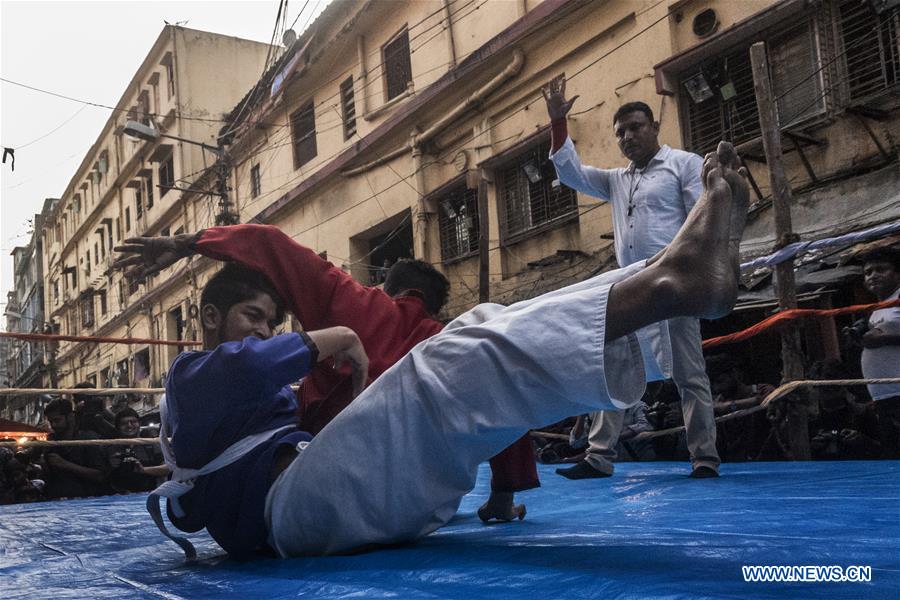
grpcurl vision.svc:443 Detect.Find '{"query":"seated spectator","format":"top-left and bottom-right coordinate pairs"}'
top-left (567, 402), bottom-right (656, 464)
top-left (0, 447), bottom-right (15, 504)
top-left (533, 417), bottom-right (583, 464)
top-left (705, 355), bottom-right (775, 462)
top-left (42, 398), bottom-right (110, 499)
top-left (106, 408), bottom-right (168, 493)
top-left (643, 381), bottom-right (689, 461)
top-left (808, 359), bottom-right (880, 460)
top-left (72, 382), bottom-right (118, 439)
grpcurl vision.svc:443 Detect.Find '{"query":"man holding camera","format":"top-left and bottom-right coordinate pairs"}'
top-left (106, 408), bottom-right (169, 493)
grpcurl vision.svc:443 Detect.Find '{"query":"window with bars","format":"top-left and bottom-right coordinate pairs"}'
top-left (384, 28), bottom-right (412, 101)
top-left (679, 0), bottom-right (899, 155)
top-left (250, 163), bottom-right (261, 198)
top-left (680, 18), bottom-right (823, 155)
top-left (291, 101), bottom-right (317, 168)
top-left (159, 154), bottom-right (174, 197)
top-left (438, 185), bottom-right (479, 261)
top-left (838, 0), bottom-right (900, 102)
top-left (499, 140), bottom-right (578, 239)
top-left (340, 76), bottom-right (357, 139)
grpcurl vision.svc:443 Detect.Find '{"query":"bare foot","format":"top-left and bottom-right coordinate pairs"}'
top-left (657, 143), bottom-right (744, 319)
top-left (477, 491), bottom-right (526, 523)
top-left (715, 140), bottom-right (750, 275)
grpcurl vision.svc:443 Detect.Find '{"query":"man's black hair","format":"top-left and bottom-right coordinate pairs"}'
top-left (201, 262), bottom-right (286, 323)
top-left (72, 381), bottom-right (96, 404)
top-left (861, 246), bottom-right (900, 271)
top-left (44, 398), bottom-right (73, 417)
top-left (384, 259), bottom-right (450, 315)
top-left (115, 407), bottom-right (140, 427)
top-left (613, 101), bottom-right (654, 126)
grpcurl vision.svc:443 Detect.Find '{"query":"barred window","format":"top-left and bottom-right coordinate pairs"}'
top-left (384, 28), bottom-right (412, 101)
top-left (679, 0), bottom-right (900, 156)
top-left (499, 140), bottom-right (578, 239)
top-left (438, 185), bottom-right (479, 261)
top-left (291, 101), bottom-right (317, 169)
top-left (681, 19), bottom-right (823, 155)
top-left (340, 76), bottom-right (357, 139)
top-left (838, 0), bottom-right (900, 102)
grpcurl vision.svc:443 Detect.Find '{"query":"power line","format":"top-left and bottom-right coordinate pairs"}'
top-left (4, 106), bottom-right (87, 150)
top-left (265, 0), bottom-right (674, 241)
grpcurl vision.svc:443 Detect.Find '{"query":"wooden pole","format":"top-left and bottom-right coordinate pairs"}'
top-left (750, 42), bottom-right (809, 459)
top-left (477, 170), bottom-right (490, 303)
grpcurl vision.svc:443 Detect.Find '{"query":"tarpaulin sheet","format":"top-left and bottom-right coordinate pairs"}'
top-left (1, 460), bottom-right (897, 599)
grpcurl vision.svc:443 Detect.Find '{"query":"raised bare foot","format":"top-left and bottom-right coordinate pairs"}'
top-left (477, 491), bottom-right (526, 523)
top-left (657, 144), bottom-right (743, 319)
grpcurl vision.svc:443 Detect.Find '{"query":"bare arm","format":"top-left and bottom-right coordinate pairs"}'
top-left (306, 327), bottom-right (370, 398)
top-left (136, 464), bottom-right (171, 478)
top-left (45, 453), bottom-right (106, 483)
top-left (862, 329), bottom-right (900, 348)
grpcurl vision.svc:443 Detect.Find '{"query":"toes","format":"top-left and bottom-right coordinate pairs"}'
top-left (701, 151), bottom-right (719, 185)
top-left (703, 152), bottom-right (724, 189)
top-left (716, 141), bottom-right (737, 169)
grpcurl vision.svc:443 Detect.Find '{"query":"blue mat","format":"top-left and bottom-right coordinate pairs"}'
top-left (1, 461), bottom-right (898, 599)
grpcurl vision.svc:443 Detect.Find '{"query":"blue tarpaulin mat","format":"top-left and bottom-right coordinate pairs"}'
top-left (1, 460), bottom-right (898, 599)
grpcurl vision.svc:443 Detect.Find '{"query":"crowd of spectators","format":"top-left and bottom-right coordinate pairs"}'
top-left (0, 384), bottom-right (166, 506)
top-left (534, 248), bottom-right (899, 467)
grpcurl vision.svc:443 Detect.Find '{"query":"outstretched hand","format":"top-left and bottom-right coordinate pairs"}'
top-left (541, 75), bottom-right (579, 121)
top-left (113, 232), bottom-right (199, 281)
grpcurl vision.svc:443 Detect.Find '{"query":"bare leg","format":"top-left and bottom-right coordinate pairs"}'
top-left (606, 142), bottom-right (747, 341)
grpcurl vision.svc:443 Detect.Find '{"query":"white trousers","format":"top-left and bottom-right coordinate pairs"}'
top-left (265, 261), bottom-right (671, 556)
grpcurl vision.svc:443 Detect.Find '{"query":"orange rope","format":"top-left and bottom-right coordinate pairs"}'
top-left (702, 298), bottom-right (900, 350)
top-left (0, 330), bottom-right (201, 347)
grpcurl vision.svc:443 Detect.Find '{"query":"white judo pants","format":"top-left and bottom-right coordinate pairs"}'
top-left (265, 261), bottom-right (671, 556)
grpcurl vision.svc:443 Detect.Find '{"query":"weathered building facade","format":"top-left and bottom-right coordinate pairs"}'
top-left (38, 26), bottom-right (272, 400)
top-left (2, 199), bottom-right (54, 424)
top-left (33, 0), bottom-right (899, 400)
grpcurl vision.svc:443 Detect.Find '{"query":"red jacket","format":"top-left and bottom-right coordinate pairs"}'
top-left (195, 224), bottom-right (538, 492)
top-left (197, 224), bottom-right (442, 432)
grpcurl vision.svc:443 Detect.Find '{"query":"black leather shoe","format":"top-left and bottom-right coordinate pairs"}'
top-left (555, 460), bottom-right (612, 480)
top-left (689, 465), bottom-right (720, 478)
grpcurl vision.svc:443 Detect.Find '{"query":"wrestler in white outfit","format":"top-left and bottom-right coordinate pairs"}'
top-left (266, 260), bottom-right (671, 556)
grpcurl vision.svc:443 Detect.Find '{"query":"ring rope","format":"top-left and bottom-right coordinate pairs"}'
top-left (0, 384), bottom-right (302, 396)
top-left (701, 298), bottom-right (900, 350)
top-left (1, 438), bottom-right (162, 448)
top-left (529, 378), bottom-right (900, 443)
top-left (6, 380), bottom-right (899, 447)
